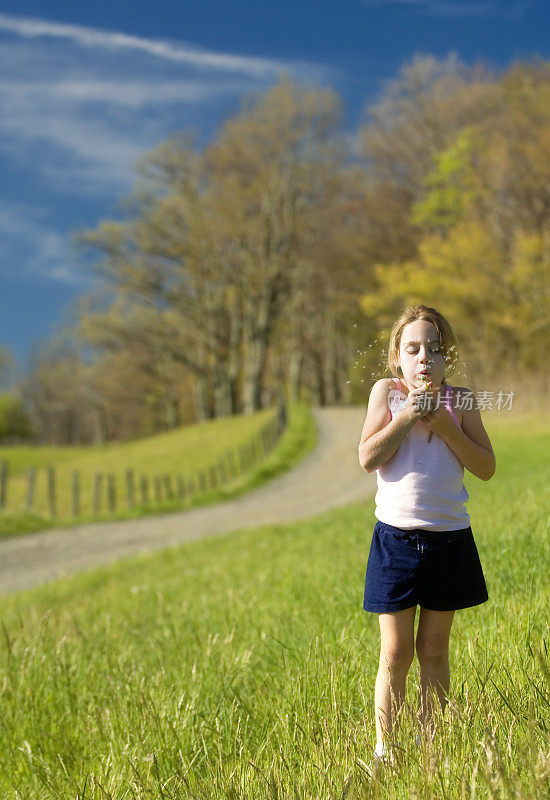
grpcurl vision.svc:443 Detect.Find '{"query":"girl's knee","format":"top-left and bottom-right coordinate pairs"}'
top-left (379, 643), bottom-right (414, 674)
top-left (415, 634), bottom-right (449, 668)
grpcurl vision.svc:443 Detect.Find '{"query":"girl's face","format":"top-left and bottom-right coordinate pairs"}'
top-left (395, 319), bottom-right (446, 391)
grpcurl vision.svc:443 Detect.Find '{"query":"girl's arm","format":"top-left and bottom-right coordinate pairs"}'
top-left (358, 379), bottom-right (418, 472)
top-left (423, 399), bottom-right (496, 480)
top-left (444, 405), bottom-right (495, 480)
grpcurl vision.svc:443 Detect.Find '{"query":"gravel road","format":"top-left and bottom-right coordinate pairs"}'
top-left (0, 405), bottom-right (375, 595)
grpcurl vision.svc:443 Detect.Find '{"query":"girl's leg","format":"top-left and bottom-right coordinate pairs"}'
top-left (415, 608), bottom-right (455, 728)
top-left (375, 606), bottom-right (416, 747)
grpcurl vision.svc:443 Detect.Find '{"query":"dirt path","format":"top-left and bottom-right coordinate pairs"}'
top-left (0, 406), bottom-right (375, 595)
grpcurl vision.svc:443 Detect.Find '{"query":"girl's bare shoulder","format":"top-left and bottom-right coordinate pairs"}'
top-left (361, 378), bottom-right (397, 439)
top-left (448, 384), bottom-right (477, 402)
top-left (368, 377), bottom-right (401, 402)
top-left (372, 376), bottom-right (400, 392)
top-left (447, 384), bottom-right (478, 427)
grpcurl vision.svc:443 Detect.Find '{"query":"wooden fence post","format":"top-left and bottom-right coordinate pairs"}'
top-left (26, 467), bottom-right (36, 510)
top-left (279, 398), bottom-right (287, 430)
top-left (107, 474), bottom-right (116, 512)
top-left (264, 425), bottom-right (270, 450)
top-left (126, 469), bottom-right (135, 509)
top-left (163, 474), bottom-right (174, 501)
top-left (72, 469), bottom-right (80, 517)
top-left (47, 466), bottom-right (56, 518)
top-left (0, 460), bottom-right (7, 508)
top-left (217, 456), bottom-right (227, 485)
top-left (238, 445), bottom-right (248, 473)
top-left (176, 475), bottom-right (185, 502)
top-left (140, 475), bottom-right (149, 506)
top-left (208, 465), bottom-right (218, 489)
top-left (227, 449), bottom-right (238, 477)
top-left (93, 472), bottom-right (102, 515)
top-left (154, 476), bottom-right (162, 503)
top-left (198, 470), bottom-right (207, 493)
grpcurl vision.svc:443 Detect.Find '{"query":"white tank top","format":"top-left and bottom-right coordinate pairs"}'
top-left (374, 378), bottom-right (471, 531)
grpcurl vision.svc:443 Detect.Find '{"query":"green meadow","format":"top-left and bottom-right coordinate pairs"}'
top-left (0, 402), bottom-right (316, 538)
top-left (0, 409), bottom-right (549, 799)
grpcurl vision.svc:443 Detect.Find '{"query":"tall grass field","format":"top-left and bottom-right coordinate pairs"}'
top-left (0, 411), bottom-right (548, 798)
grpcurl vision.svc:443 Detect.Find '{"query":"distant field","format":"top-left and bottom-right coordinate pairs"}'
top-left (0, 411), bottom-right (548, 798)
top-left (0, 402), bottom-right (316, 538)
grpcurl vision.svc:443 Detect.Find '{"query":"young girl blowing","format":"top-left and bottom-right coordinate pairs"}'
top-left (358, 304), bottom-right (495, 761)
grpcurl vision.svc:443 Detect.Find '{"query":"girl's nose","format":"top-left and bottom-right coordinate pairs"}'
top-left (418, 346), bottom-right (433, 364)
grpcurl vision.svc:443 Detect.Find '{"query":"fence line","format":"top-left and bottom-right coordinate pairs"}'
top-left (0, 398), bottom-right (288, 521)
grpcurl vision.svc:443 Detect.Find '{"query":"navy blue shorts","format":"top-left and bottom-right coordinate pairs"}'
top-left (363, 520), bottom-right (489, 613)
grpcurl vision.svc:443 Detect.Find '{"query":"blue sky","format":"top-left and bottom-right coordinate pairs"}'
top-left (0, 0), bottom-right (548, 371)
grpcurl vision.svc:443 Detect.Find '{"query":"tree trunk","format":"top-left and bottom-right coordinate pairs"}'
top-left (226, 287), bottom-right (243, 415)
top-left (323, 310), bottom-right (337, 405)
top-left (336, 340), bottom-right (350, 404)
top-left (93, 405), bottom-right (107, 445)
top-left (213, 372), bottom-right (233, 417)
top-left (242, 292), bottom-right (273, 415)
top-left (242, 337), bottom-right (266, 415)
top-left (288, 349), bottom-right (302, 403)
top-left (193, 373), bottom-right (209, 421)
top-left (312, 351), bottom-right (326, 406)
top-left (164, 396), bottom-right (179, 429)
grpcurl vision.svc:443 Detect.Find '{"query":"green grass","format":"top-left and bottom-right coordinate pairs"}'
top-left (0, 401), bottom-right (316, 539)
top-left (0, 409), bottom-right (277, 478)
top-left (0, 413), bottom-right (548, 798)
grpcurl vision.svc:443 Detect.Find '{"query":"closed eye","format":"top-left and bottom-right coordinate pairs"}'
top-left (406, 346), bottom-right (441, 353)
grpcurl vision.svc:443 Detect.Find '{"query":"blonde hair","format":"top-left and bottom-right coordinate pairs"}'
top-left (386, 304), bottom-right (459, 379)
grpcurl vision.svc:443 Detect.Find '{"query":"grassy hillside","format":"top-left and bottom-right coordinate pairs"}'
top-left (0, 407), bottom-right (278, 477)
top-left (0, 401), bottom-right (316, 538)
top-left (0, 411), bottom-right (548, 798)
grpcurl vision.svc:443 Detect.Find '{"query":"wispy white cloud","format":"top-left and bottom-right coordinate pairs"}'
top-left (14, 77), bottom-right (246, 107)
top-left (0, 203), bottom-right (89, 284)
top-left (0, 14), bottom-right (338, 282)
top-left (0, 14), bottom-right (335, 191)
top-left (0, 13), bottom-right (287, 78)
top-left (362, 0), bottom-right (526, 17)
top-left (0, 72), bottom-right (253, 194)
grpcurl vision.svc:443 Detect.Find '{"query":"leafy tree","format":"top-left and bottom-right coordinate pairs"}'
top-left (0, 394), bottom-right (32, 441)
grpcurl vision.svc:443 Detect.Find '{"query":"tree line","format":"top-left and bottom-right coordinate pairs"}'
top-left (4, 55), bottom-right (550, 444)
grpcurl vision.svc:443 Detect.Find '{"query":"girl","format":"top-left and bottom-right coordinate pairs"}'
top-left (357, 304), bottom-right (495, 762)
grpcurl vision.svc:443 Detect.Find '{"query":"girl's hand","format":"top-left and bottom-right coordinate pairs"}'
top-left (418, 405), bottom-right (455, 438)
top-left (403, 384), bottom-right (435, 423)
